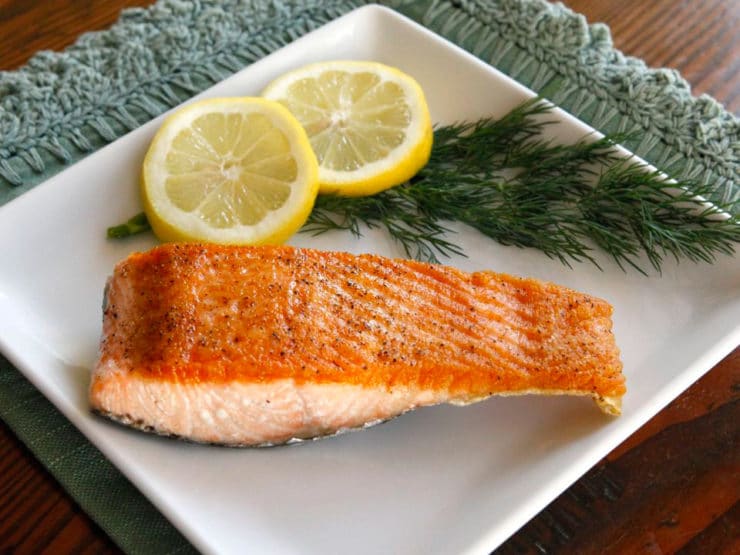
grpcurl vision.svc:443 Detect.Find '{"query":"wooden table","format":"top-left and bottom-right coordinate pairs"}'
top-left (0, 1), bottom-right (738, 552)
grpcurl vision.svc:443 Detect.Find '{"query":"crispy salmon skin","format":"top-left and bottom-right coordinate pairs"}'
top-left (90, 243), bottom-right (624, 446)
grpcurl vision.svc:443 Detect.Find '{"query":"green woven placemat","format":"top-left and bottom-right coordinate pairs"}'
top-left (1, 1), bottom-right (737, 553)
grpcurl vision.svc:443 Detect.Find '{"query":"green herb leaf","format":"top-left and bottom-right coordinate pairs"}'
top-left (107, 212), bottom-right (151, 239)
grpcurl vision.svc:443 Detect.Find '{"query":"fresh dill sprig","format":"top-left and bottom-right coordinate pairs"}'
top-left (108, 99), bottom-right (739, 273)
top-left (576, 161), bottom-right (739, 272)
top-left (305, 99), bottom-right (738, 272)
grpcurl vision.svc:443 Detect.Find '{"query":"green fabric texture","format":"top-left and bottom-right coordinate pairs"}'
top-left (2, 0), bottom-right (738, 207)
top-left (0, 0), bottom-right (737, 553)
top-left (0, 358), bottom-right (197, 554)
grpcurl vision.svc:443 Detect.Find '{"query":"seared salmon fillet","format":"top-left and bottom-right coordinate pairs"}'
top-left (90, 243), bottom-right (624, 446)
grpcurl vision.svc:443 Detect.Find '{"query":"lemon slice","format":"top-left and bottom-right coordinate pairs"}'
top-left (262, 61), bottom-right (433, 196)
top-left (142, 97), bottom-right (319, 244)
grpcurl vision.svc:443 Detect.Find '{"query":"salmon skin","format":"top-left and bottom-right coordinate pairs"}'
top-left (90, 243), bottom-right (625, 446)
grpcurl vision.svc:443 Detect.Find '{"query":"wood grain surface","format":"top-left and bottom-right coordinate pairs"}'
top-left (0, 0), bottom-right (738, 553)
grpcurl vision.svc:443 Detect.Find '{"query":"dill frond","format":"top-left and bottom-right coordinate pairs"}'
top-left (305, 100), bottom-right (738, 272)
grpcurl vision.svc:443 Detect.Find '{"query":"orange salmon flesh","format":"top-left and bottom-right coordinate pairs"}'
top-left (89, 243), bottom-right (625, 446)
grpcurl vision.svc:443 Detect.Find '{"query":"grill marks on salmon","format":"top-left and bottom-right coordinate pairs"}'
top-left (89, 243), bottom-right (625, 446)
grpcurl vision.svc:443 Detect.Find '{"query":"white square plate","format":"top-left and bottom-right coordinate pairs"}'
top-left (0, 5), bottom-right (738, 554)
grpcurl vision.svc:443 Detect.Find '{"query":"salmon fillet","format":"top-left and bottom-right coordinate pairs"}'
top-left (90, 243), bottom-right (625, 446)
